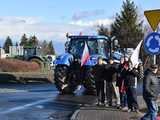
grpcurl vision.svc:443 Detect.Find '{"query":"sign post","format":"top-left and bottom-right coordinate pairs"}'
top-left (144, 10), bottom-right (160, 31)
top-left (144, 32), bottom-right (160, 63)
top-left (144, 9), bottom-right (160, 64)
top-left (154, 55), bottom-right (156, 64)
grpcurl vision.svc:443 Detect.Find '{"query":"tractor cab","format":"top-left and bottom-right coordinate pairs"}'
top-left (66, 35), bottom-right (110, 61)
top-left (23, 47), bottom-right (41, 60)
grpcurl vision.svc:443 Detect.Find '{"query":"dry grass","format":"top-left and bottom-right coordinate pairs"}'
top-left (0, 59), bottom-right (40, 72)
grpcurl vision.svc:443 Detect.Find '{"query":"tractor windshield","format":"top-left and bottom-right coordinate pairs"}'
top-left (68, 38), bottom-right (106, 58)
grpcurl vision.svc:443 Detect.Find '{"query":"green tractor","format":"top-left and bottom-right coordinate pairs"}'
top-left (22, 47), bottom-right (47, 70)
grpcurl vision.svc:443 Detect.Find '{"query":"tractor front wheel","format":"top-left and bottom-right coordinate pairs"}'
top-left (83, 68), bottom-right (96, 95)
top-left (54, 65), bottom-right (76, 94)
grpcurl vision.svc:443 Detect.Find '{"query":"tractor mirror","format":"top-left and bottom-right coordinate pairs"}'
top-left (65, 41), bottom-right (70, 51)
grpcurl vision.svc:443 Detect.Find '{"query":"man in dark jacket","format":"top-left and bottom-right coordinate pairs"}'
top-left (105, 59), bottom-right (120, 107)
top-left (94, 57), bottom-right (106, 106)
top-left (123, 62), bottom-right (139, 112)
top-left (117, 57), bottom-right (128, 110)
top-left (141, 64), bottom-right (159, 120)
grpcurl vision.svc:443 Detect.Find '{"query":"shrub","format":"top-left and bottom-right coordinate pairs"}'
top-left (0, 59), bottom-right (40, 72)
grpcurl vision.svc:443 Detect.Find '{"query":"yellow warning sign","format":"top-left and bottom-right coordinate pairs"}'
top-left (144, 9), bottom-right (160, 31)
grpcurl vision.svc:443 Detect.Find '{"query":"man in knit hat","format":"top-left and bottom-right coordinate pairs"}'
top-left (141, 64), bottom-right (159, 120)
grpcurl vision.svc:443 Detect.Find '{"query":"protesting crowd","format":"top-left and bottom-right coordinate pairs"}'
top-left (93, 57), bottom-right (159, 120)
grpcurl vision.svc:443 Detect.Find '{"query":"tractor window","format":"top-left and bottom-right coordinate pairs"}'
top-left (69, 39), bottom-right (108, 57)
top-left (69, 40), bottom-right (85, 57)
top-left (87, 40), bottom-right (98, 54)
top-left (24, 48), bottom-right (36, 57)
top-left (98, 39), bottom-right (109, 57)
top-left (69, 39), bottom-right (98, 57)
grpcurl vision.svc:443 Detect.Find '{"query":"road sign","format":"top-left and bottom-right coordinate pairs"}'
top-left (144, 9), bottom-right (160, 31)
top-left (144, 32), bottom-right (160, 55)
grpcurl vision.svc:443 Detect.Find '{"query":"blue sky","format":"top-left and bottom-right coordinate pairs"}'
top-left (0, 0), bottom-right (159, 54)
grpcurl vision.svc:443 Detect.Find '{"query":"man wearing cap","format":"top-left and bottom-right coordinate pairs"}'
top-left (141, 64), bottom-right (159, 120)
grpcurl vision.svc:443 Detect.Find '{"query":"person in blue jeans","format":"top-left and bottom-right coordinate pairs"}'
top-left (141, 64), bottom-right (159, 120)
top-left (117, 58), bottom-right (128, 110)
top-left (123, 61), bottom-right (139, 112)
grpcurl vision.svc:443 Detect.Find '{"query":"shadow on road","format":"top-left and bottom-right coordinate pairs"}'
top-left (0, 73), bottom-right (17, 83)
top-left (48, 93), bottom-right (97, 120)
top-left (0, 72), bottom-right (52, 84)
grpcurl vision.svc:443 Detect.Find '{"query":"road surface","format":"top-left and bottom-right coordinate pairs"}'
top-left (0, 83), bottom-right (96, 120)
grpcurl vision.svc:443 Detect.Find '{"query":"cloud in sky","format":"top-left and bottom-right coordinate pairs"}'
top-left (0, 16), bottom-right (113, 54)
top-left (72, 9), bottom-right (105, 21)
top-left (0, 16), bottom-right (111, 41)
top-left (70, 18), bottom-right (113, 27)
top-left (0, 16), bottom-right (86, 41)
top-left (0, 16), bottom-right (40, 24)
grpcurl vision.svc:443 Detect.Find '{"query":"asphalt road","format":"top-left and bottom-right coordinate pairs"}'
top-left (0, 83), bottom-right (96, 120)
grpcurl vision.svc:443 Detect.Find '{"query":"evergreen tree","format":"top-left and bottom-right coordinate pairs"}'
top-left (41, 40), bottom-right (49, 55)
top-left (28, 35), bottom-right (39, 47)
top-left (48, 41), bottom-right (55, 55)
top-left (111, 0), bottom-right (144, 48)
top-left (20, 34), bottom-right (28, 47)
top-left (97, 25), bottom-right (110, 36)
top-left (3, 36), bottom-right (13, 53)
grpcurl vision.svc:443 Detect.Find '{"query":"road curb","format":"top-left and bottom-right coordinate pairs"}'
top-left (70, 109), bottom-right (80, 120)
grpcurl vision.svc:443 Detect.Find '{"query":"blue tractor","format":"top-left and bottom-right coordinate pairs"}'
top-left (54, 35), bottom-right (120, 94)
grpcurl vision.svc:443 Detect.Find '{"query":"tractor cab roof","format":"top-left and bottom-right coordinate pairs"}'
top-left (68, 35), bottom-right (109, 41)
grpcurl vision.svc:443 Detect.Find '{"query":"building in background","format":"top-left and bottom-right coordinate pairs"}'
top-left (0, 48), bottom-right (7, 58)
top-left (9, 46), bottom-right (24, 57)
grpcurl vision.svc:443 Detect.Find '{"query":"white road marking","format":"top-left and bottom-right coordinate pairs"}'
top-left (0, 88), bottom-right (27, 93)
top-left (0, 98), bottom-right (53, 114)
top-left (35, 105), bottom-right (44, 109)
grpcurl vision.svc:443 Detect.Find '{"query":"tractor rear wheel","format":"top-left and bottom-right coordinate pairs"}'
top-left (29, 58), bottom-right (44, 70)
top-left (54, 65), bottom-right (77, 94)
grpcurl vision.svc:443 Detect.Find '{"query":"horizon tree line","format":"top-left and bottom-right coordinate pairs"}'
top-left (2, 34), bottom-right (56, 55)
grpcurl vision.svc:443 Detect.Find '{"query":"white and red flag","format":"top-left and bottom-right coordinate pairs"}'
top-left (130, 40), bottom-right (143, 68)
top-left (81, 42), bottom-right (90, 66)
